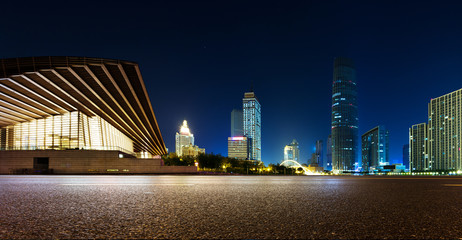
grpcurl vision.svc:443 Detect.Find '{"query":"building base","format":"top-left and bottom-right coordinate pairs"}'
top-left (0, 150), bottom-right (197, 174)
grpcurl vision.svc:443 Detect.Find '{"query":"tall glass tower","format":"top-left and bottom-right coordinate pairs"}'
top-left (331, 57), bottom-right (358, 171)
top-left (243, 91), bottom-right (261, 161)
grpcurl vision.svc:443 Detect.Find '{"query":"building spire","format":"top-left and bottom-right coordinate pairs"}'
top-left (250, 80), bottom-right (254, 92)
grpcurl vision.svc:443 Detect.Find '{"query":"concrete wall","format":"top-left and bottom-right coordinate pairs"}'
top-left (0, 150), bottom-right (197, 174)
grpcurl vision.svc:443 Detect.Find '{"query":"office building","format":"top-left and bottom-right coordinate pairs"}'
top-left (243, 91), bottom-right (261, 161)
top-left (175, 120), bottom-right (194, 156)
top-left (231, 109), bottom-right (243, 137)
top-left (228, 136), bottom-right (249, 160)
top-left (409, 123), bottom-right (428, 171)
top-left (331, 57), bottom-right (358, 172)
top-left (361, 126), bottom-right (389, 172)
top-left (284, 139), bottom-right (300, 161)
top-left (0, 56), bottom-right (196, 174)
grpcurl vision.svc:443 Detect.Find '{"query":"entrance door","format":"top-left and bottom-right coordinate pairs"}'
top-left (33, 157), bottom-right (49, 173)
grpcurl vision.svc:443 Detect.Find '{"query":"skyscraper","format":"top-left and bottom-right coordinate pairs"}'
top-left (231, 109), bottom-right (243, 137)
top-left (428, 89), bottom-right (462, 171)
top-left (331, 57), bottom-right (358, 172)
top-left (284, 139), bottom-right (300, 161)
top-left (361, 126), bottom-right (389, 172)
top-left (409, 123), bottom-right (428, 171)
top-left (315, 140), bottom-right (323, 167)
top-left (175, 120), bottom-right (194, 156)
top-left (243, 91), bottom-right (261, 161)
top-left (326, 135), bottom-right (332, 170)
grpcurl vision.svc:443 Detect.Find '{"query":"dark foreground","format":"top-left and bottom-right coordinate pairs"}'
top-left (1, 175), bottom-right (462, 239)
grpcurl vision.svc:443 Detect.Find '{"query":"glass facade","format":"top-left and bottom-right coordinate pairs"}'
top-left (361, 126), bottom-right (389, 171)
top-left (284, 139), bottom-right (300, 161)
top-left (243, 92), bottom-right (261, 161)
top-left (331, 57), bottom-right (358, 171)
top-left (0, 111), bottom-right (134, 154)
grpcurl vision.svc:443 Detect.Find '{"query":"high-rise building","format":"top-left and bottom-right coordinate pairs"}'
top-left (284, 139), bottom-right (300, 161)
top-left (175, 120), bottom-right (194, 156)
top-left (243, 91), bottom-right (261, 161)
top-left (231, 109), bottom-right (243, 137)
top-left (331, 57), bottom-right (358, 172)
top-left (403, 144), bottom-right (410, 170)
top-left (361, 126), bottom-right (389, 172)
top-left (228, 136), bottom-right (249, 160)
top-left (409, 123), bottom-right (428, 171)
top-left (326, 135), bottom-right (332, 170)
top-left (315, 140), bottom-right (323, 167)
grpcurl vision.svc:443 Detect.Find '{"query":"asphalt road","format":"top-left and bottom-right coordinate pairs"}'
top-left (1, 175), bottom-right (462, 239)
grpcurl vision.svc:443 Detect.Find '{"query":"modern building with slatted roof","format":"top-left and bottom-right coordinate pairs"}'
top-left (0, 56), bottom-right (192, 174)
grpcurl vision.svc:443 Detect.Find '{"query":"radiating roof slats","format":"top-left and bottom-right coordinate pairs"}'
top-left (0, 57), bottom-right (167, 156)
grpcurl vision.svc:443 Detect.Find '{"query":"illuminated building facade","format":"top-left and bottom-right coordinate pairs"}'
top-left (284, 139), bottom-right (300, 161)
top-left (243, 91), bottom-right (261, 161)
top-left (409, 88), bottom-right (462, 172)
top-left (181, 145), bottom-right (205, 157)
top-left (409, 123), bottom-right (428, 171)
top-left (0, 56), bottom-right (198, 174)
top-left (361, 126), bottom-right (389, 172)
top-left (428, 89), bottom-right (462, 171)
top-left (175, 120), bottom-right (194, 156)
top-left (331, 57), bottom-right (358, 172)
top-left (228, 136), bottom-right (249, 160)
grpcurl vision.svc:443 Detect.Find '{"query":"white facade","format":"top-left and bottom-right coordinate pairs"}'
top-left (243, 92), bottom-right (261, 161)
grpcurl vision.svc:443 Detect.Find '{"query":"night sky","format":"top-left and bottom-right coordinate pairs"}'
top-left (1, 1), bottom-right (462, 165)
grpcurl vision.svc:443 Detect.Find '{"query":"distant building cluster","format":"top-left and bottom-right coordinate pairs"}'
top-left (227, 91), bottom-right (261, 161)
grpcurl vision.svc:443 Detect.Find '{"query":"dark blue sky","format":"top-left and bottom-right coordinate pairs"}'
top-left (1, 1), bottom-right (462, 165)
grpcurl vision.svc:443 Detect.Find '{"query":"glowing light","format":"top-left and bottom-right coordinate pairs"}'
top-left (231, 137), bottom-right (244, 141)
top-left (180, 120), bottom-right (191, 135)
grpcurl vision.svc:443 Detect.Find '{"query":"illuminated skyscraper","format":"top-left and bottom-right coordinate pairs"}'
top-left (331, 57), bottom-right (358, 172)
top-left (175, 120), bottom-right (194, 156)
top-left (361, 126), bottom-right (389, 172)
top-left (284, 139), bottom-right (300, 161)
top-left (428, 88), bottom-right (462, 171)
top-left (409, 123), bottom-right (428, 171)
top-left (315, 140), bottom-right (323, 167)
top-left (243, 91), bottom-right (261, 161)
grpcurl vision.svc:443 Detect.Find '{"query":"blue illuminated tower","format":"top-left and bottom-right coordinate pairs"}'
top-left (243, 91), bottom-right (261, 161)
top-left (331, 57), bottom-right (358, 172)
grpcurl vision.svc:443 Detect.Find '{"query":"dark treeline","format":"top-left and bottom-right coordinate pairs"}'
top-left (162, 153), bottom-right (298, 175)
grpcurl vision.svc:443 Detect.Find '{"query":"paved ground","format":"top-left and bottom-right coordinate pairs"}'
top-left (1, 175), bottom-right (462, 239)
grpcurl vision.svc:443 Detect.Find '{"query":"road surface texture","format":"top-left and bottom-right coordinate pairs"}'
top-left (1, 175), bottom-right (462, 239)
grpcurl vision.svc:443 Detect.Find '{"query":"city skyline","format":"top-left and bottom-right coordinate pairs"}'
top-left (1, 1), bottom-right (462, 165)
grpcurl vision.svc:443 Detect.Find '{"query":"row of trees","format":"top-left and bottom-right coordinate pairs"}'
top-left (162, 153), bottom-right (300, 174)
